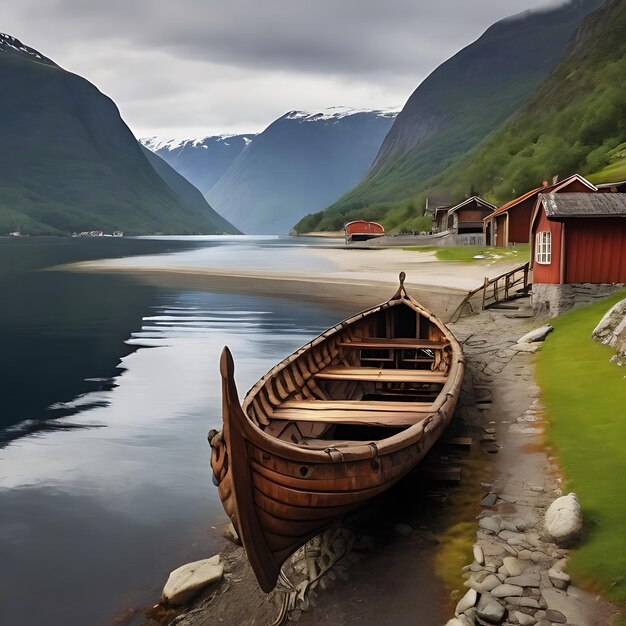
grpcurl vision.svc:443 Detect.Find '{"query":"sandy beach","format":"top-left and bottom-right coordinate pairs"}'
top-left (66, 245), bottom-right (522, 320)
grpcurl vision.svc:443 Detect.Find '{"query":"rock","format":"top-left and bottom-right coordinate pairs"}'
top-left (544, 609), bottom-right (567, 623)
top-left (505, 597), bottom-right (541, 609)
top-left (473, 544), bottom-right (485, 565)
top-left (223, 522), bottom-right (241, 545)
top-left (455, 588), bottom-right (478, 615)
top-left (592, 297), bottom-right (626, 363)
top-left (512, 611), bottom-right (536, 625)
top-left (547, 566), bottom-right (570, 590)
top-left (544, 493), bottom-right (583, 545)
top-left (518, 325), bottom-right (553, 344)
top-left (466, 573), bottom-right (501, 593)
top-left (480, 543), bottom-right (507, 557)
top-left (505, 574), bottom-right (541, 588)
top-left (479, 517), bottom-right (501, 533)
top-left (445, 619), bottom-right (464, 626)
top-left (517, 550), bottom-right (532, 560)
top-left (502, 556), bottom-right (525, 577)
top-left (512, 343), bottom-right (541, 353)
top-left (162, 555), bottom-right (223, 606)
top-left (481, 493), bottom-right (498, 507)
top-left (394, 522), bottom-right (413, 537)
top-left (476, 592), bottom-right (506, 623)
top-left (491, 583), bottom-right (523, 598)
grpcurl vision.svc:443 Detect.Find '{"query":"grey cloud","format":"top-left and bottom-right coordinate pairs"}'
top-left (4, 0), bottom-right (560, 136)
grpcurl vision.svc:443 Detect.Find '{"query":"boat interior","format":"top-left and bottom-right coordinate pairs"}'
top-left (244, 301), bottom-right (453, 447)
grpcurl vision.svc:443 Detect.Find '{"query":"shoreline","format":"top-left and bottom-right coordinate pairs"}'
top-left (60, 245), bottom-right (523, 320)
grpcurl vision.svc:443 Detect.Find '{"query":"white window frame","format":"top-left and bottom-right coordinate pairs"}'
top-left (536, 231), bottom-right (552, 265)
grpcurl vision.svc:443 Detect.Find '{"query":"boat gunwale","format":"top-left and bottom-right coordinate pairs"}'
top-left (229, 294), bottom-right (464, 463)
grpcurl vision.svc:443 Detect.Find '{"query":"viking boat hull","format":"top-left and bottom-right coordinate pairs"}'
top-left (209, 274), bottom-right (464, 592)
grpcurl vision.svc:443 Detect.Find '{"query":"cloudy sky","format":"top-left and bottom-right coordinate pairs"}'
top-left (5, 0), bottom-right (557, 139)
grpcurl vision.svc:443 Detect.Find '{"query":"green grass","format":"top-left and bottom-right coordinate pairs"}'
top-left (536, 291), bottom-right (626, 609)
top-left (402, 244), bottom-right (529, 263)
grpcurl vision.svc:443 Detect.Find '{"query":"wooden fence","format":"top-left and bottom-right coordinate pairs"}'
top-left (449, 262), bottom-right (531, 323)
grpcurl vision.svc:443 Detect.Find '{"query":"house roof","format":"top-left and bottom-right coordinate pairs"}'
top-left (447, 196), bottom-right (496, 215)
top-left (596, 180), bottom-right (626, 191)
top-left (485, 174), bottom-right (596, 222)
top-left (540, 193), bottom-right (626, 219)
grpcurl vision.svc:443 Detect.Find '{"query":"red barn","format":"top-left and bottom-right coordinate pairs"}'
top-left (484, 174), bottom-right (595, 247)
top-left (344, 220), bottom-right (384, 244)
top-left (530, 193), bottom-right (626, 315)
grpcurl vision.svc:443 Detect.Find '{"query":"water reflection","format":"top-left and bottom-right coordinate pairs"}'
top-left (0, 283), bottom-right (342, 626)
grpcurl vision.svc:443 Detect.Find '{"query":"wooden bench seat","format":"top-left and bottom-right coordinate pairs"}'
top-left (314, 366), bottom-right (447, 384)
top-left (270, 397), bottom-right (435, 427)
top-left (338, 337), bottom-right (447, 350)
top-left (280, 399), bottom-right (432, 412)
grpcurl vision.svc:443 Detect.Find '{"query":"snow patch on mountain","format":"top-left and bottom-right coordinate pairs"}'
top-left (284, 106), bottom-right (401, 123)
top-left (0, 33), bottom-right (55, 66)
top-left (141, 134), bottom-right (255, 153)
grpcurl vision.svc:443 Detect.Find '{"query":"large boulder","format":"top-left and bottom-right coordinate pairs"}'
top-left (544, 493), bottom-right (583, 545)
top-left (592, 297), bottom-right (626, 364)
top-left (162, 555), bottom-right (224, 606)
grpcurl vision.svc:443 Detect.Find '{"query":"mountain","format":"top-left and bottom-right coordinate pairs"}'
top-left (141, 135), bottom-right (255, 196)
top-left (205, 107), bottom-right (398, 234)
top-left (0, 33), bottom-right (239, 236)
top-left (295, 0), bottom-right (605, 233)
top-left (421, 0), bottom-right (625, 205)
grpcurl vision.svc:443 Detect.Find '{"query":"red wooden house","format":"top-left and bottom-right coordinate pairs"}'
top-left (484, 174), bottom-right (596, 247)
top-left (530, 193), bottom-right (626, 314)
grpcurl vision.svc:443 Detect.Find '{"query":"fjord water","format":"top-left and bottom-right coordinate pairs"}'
top-left (0, 236), bottom-right (343, 626)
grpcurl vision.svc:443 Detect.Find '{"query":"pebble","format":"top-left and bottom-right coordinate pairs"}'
top-left (506, 574), bottom-right (541, 588)
top-left (455, 588), bottom-right (477, 615)
top-left (502, 556), bottom-right (525, 577)
top-left (548, 566), bottom-right (570, 591)
top-left (491, 583), bottom-right (523, 598)
top-left (161, 555), bottom-right (224, 606)
top-left (478, 517), bottom-right (500, 533)
top-left (505, 597), bottom-right (541, 608)
top-left (481, 493), bottom-right (498, 507)
top-left (476, 593), bottom-right (506, 624)
top-left (473, 545), bottom-right (485, 565)
top-left (544, 609), bottom-right (567, 623)
top-left (513, 611), bottom-right (536, 625)
top-left (466, 573), bottom-right (501, 593)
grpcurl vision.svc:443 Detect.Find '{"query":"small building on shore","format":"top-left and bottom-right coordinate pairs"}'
top-left (445, 196), bottom-right (495, 234)
top-left (530, 192), bottom-right (626, 315)
top-left (344, 220), bottom-right (384, 244)
top-left (484, 174), bottom-right (596, 247)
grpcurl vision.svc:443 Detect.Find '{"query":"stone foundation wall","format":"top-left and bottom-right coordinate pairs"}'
top-left (532, 282), bottom-right (624, 318)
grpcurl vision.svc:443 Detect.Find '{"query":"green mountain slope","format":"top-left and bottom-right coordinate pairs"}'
top-left (428, 0), bottom-right (625, 206)
top-left (296, 0), bottom-right (604, 233)
top-left (0, 33), bottom-right (238, 235)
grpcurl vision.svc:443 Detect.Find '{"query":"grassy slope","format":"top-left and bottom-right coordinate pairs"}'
top-left (295, 0), bottom-right (603, 233)
top-left (536, 292), bottom-right (626, 606)
top-left (424, 0), bottom-right (626, 210)
top-left (0, 50), bottom-right (238, 235)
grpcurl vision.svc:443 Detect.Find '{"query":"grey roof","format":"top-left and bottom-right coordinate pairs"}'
top-left (447, 196), bottom-right (496, 215)
top-left (540, 193), bottom-right (626, 219)
top-left (596, 181), bottom-right (626, 190)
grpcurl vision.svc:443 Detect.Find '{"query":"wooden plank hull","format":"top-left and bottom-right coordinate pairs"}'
top-left (209, 279), bottom-right (464, 592)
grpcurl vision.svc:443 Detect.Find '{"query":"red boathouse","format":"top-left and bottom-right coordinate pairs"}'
top-left (344, 220), bottom-right (385, 244)
top-left (530, 193), bottom-right (626, 315)
top-left (484, 174), bottom-right (596, 247)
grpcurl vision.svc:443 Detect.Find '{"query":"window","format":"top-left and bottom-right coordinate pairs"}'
top-left (536, 231), bottom-right (552, 264)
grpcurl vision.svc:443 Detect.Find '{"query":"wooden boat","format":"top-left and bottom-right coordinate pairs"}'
top-left (208, 273), bottom-right (464, 592)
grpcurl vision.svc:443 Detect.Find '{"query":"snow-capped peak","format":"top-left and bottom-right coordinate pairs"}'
top-left (0, 33), bottom-right (54, 66)
top-left (141, 133), bottom-right (256, 153)
top-left (284, 106), bottom-right (401, 123)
